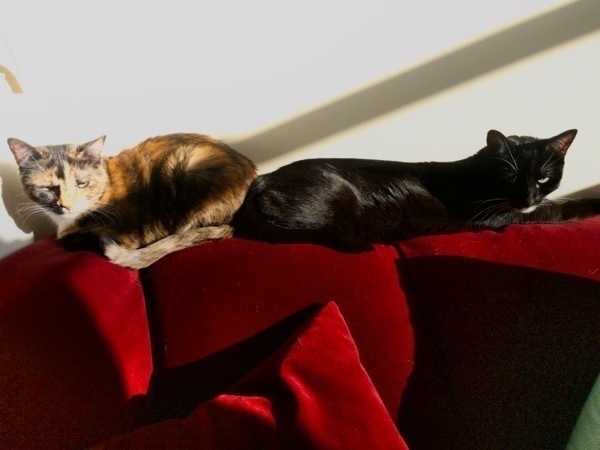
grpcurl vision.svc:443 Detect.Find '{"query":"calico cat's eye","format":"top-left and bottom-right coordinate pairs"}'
top-left (39, 185), bottom-right (58, 197)
top-left (76, 180), bottom-right (90, 188)
top-left (537, 177), bottom-right (550, 184)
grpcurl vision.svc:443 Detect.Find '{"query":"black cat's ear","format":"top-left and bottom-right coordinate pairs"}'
top-left (77, 135), bottom-right (106, 165)
top-left (547, 129), bottom-right (577, 156)
top-left (6, 138), bottom-right (44, 167)
top-left (486, 130), bottom-right (510, 151)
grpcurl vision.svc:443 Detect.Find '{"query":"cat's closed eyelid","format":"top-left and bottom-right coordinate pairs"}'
top-left (38, 185), bottom-right (59, 197)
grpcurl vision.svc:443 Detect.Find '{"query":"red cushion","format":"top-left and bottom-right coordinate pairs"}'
top-left (94, 302), bottom-right (409, 449)
top-left (398, 217), bottom-right (600, 281)
top-left (145, 237), bottom-right (414, 423)
top-left (396, 218), bottom-right (600, 449)
top-left (0, 237), bottom-right (153, 449)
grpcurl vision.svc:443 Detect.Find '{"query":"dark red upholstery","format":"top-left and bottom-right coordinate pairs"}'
top-left (95, 302), bottom-right (409, 449)
top-left (398, 218), bottom-right (600, 281)
top-left (1, 217), bottom-right (600, 449)
top-left (0, 237), bottom-right (152, 449)
top-left (144, 239), bottom-right (413, 424)
top-left (396, 219), bottom-right (600, 449)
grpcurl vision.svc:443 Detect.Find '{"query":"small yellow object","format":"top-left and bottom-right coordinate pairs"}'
top-left (0, 64), bottom-right (23, 93)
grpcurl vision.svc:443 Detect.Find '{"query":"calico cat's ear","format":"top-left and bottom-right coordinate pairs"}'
top-left (77, 135), bottom-right (106, 165)
top-left (486, 130), bottom-right (511, 152)
top-left (547, 129), bottom-right (577, 156)
top-left (6, 138), bottom-right (44, 167)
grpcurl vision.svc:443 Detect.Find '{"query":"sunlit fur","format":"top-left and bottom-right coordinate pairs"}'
top-left (8, 133), bottom-right (257, 268)
top-left (233, 129), bottom-right (600, 250)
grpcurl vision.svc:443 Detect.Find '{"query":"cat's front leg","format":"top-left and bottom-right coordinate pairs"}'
top-left (61, 232), bottom-right (104, 253)
top-left (56, 221), bottom-right (79, 239)
top-left (58, 219), bottom-right (104, 253)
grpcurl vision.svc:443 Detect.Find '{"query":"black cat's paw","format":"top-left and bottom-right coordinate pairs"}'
top-left (61, 233), bottom-right (103, 254)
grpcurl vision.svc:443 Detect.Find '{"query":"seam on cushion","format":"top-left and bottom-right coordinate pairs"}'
top-left (391, 241), bottom-right (457, 445)
top-left (139, 269), bottom-right (166, 376)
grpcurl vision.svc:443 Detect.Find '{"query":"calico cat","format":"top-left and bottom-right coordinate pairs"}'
top-left (7, 133), bottom-right (257, 268)
top-left (232, 129), bottom-right (600, 250)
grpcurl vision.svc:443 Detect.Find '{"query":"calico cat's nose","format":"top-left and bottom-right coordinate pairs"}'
top-left (57, 194), bottom-right (76, 211)
top-left (55, 200), bottom-right (72, 215)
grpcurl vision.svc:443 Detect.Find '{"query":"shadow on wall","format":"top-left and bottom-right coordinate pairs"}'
top-left (231, 0), bottom-right (600, 165)
top-left (573, 183), bottom-right (600, 199)
top-left (0, 162), bottom-right (55, 241)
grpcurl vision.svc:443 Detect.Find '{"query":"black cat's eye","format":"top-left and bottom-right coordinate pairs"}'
top-left (537, 177), bottom-right (550, 184)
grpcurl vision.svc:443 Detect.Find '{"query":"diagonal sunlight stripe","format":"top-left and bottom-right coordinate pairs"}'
top-left (232, 0), bottom-right (600, 165)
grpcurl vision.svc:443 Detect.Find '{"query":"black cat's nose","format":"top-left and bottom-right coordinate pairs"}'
top-left (511, 195), bottom-right (535, 211)
top-left (515, 191), bottom-right (540, 213)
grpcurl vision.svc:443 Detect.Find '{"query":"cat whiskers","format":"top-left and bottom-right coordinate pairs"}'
top-left (15, 202), bottom-right (50, 225)
top-left (540, 148), bottom-right (559, 173)
top-left (548, 195), bottom-right (574, 205)
top-left (506, 145), bottom-right (519, 173)
top-left (490, 156), bottom-right (518, 175)
top-left (89, 203), bottom-right (122, 227)
top-left (470, 198), bottom-right (513, 223)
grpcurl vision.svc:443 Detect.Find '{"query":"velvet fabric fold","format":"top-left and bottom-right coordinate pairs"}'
top-left (95, 302), bottom-right (408, 449)
top-left (145, 238), bottom-right (414, 423)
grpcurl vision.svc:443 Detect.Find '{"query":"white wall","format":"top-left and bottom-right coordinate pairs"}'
top-left (1, 0), bottom-right (597, 258)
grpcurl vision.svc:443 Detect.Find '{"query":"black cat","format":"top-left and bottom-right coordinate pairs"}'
top-left (232, 129), bottom-right (600, 250)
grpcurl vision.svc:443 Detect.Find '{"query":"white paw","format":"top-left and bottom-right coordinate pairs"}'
top-left (100, 236), bottom-right (144, 270)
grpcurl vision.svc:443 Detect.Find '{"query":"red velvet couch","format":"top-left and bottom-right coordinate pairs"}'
top-left (2, 217), bottom-right (600, 449)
